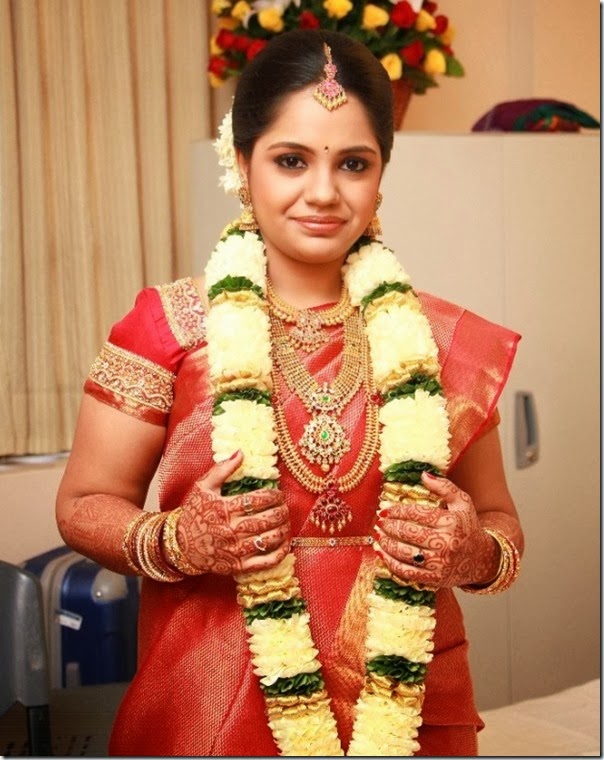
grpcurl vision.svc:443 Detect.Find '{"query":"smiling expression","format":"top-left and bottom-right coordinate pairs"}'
top-left (237, 87), bottom-right (384, 273)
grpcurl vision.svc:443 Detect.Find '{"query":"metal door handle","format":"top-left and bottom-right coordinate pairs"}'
top-left (515, 391), bottom-right (539, 468)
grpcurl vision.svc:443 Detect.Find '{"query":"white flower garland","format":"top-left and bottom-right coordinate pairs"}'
top-left (204, 225), bottom-right (452, 755)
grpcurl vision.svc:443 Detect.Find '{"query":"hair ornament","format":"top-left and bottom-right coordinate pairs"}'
top-left (313, 43), bottom-right (347, 112)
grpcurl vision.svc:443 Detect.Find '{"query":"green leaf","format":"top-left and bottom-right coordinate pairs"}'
top-left (367, 655), bottom-right (427, 683)
top-left (383, 460), bottom-right (441, 485)
top-left (207, 275), bottom-right (264, 302)
top-left (446, 56), bottom-right (465, 77)
top-left (361, 281), bottom-right (412, 311)
top-left (242, 598), bottom-right (307, 624)
top-left (220, 478), bottom-right (278, 496)
top-left (373, 577), bottom-right (436, 607)
top-left (213, 389), bottom-right (272, 415)
top-left (382, 374), bottom-right (442, 403)
top-left (260, 671), bottom-right (324, 697)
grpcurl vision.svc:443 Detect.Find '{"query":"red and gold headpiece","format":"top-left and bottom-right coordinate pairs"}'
top-left (313, 43), bottom-right (347, 111)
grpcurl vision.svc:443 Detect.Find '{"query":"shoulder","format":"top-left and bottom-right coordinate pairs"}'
top-left (84, 278), bottom-right (207, 425)
top-left (417, 291), bottom-right (521, 368)
top-left (110, 277), bottom-right (207, 370)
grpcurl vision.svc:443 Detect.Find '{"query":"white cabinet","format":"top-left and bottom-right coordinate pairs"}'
top-left (192, 133), bottom-right (600, 710)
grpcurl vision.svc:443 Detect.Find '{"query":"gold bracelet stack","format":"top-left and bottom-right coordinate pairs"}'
top-left (162, 507), bottom-right (205, 576)
top-left (460, 527), bottom-right (521, 595)
top-left (123, 511), bottom-right (184, 583)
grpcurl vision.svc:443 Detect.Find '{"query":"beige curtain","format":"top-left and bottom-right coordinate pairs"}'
top-left (0, 0), bottom-right (211, 455)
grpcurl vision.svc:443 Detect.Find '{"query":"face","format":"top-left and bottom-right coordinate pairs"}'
top-left (237, 87), bottom-right (383, 272)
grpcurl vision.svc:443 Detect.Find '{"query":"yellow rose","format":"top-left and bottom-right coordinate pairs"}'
top-left (424, 48), bottom-right (447, 75)
top-left (231, 0), bottom-right (250, 22)
top-left (323, 0), bottom-right (353, 21)
top-left (439, 23), bottom-right (456, 46)
top-left (258, 7), bottom-right (284, 32)
top-left (210, 36), bottom-right (223, 55)
top-left (415, 9), bottom-right (436, 32)
top-left (212, 0), bottom-right (232, 13)
top-left (380, 53), bottom-right (403, 81)
top-left (362, 4), bottom-right (389, 29)
top-left (218, 16), bottom-right (238, 30)
top-left (209, 73), bottom-right (226, 88)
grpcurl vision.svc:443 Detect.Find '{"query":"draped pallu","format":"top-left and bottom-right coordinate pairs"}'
top-left (84, 278), bottom-right (519, 756)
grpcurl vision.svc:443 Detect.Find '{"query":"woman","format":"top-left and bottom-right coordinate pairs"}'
top-left (56, 29), bottom-right (523, 757)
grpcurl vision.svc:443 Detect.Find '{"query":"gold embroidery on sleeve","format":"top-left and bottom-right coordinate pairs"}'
top-left (88, 343), bottom-right (175, 413)
top-left (156, 278), bottom-right (207, 350)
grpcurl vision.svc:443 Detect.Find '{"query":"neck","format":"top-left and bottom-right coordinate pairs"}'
top-left (267, 258), bottom-right (345, 310)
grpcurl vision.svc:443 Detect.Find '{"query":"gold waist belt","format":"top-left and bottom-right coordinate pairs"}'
top-left (291, 535), bottom-right (374, 548)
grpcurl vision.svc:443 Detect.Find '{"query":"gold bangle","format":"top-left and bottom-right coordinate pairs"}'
top-left (460, 528), bottom-right (520, 595)
top-left (161, 507), bottom-right (205, 576)
top-left (124, 511), bottom-right (184, 583)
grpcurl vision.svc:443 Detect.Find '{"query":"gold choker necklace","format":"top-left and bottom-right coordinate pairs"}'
top-left (267, 280), bottom-right (354, 352)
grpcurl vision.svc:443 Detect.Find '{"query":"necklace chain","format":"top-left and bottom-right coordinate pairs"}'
top-left (267, 280), bottom-right (354, 352)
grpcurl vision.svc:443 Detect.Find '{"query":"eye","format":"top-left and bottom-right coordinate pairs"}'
top-left (275, 154), bottom-right (307, 170)
top-left (341, 157), bottom-right (368, 173)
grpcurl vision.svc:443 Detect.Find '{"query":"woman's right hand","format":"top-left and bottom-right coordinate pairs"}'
top-left (176, 450), bottom-right (291, 576)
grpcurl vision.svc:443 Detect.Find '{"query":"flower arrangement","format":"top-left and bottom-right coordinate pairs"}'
top-left (208, 0), bottom-right (464, 95)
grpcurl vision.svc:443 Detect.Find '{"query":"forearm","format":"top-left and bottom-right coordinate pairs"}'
top-left (56, 493), bottom-right (143, 575)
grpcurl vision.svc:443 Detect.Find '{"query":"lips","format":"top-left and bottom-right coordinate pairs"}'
top-left (294, 216), bottom-right (346, 233)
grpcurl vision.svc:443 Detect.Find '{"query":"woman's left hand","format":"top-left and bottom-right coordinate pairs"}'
top-left (374, 472), bottom-right (499, 588)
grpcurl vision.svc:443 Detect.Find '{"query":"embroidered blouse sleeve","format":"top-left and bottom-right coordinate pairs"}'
top-left (84, 279), bottom-right (206, 425)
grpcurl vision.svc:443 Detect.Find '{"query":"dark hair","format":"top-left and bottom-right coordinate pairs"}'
top-left (232, 29), bottom-right (393, 165)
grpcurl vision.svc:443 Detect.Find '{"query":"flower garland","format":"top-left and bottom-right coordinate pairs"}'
top-left (204, 224), bottom-right (452, 755)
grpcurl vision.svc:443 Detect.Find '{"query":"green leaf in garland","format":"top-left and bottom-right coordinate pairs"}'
top-left (446, 56), bottom-right (465, 78)
top-left (373, 577), bottom-right (436, 607)
top-left (350, 235), bottom-right (375, 253)
top-left (367, 655), bottom-right (427, 684)
top-left (361, 281), bottom-right (412, 311)
top-left (207, 275), bottom-right (264, 302)
top-left (260, 671), bottom-right (324, 697)
top-left (213, 388), bottom-right (272, 415)
top-left (382, 374), bottom-right (443, 403)
top-left (221, 478), bottom-right (278, 496)
top-left (242, 597), bottom-right (307, 624)
top-left (383, 460), bottom-right (441, 485)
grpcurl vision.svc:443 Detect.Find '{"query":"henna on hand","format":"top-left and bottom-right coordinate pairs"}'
top-left (374, 475), bottom-right (502, 588)
top-left (177, 482), bottom-right (291, 576)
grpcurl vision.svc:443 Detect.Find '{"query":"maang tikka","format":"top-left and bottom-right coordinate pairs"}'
top-left (313, 43), bottom-right (347, 112)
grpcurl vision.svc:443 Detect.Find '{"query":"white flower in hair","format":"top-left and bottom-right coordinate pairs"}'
top-left (213, 108), bottom-right (241, 197)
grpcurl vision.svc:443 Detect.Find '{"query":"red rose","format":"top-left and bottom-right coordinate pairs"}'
top-left (434, 14), bottom-right (448, 34)
top-left (246, 39), bottom-right (268, 61)
top-left (208, 55), bottom-right (229, 78)
top-left (423, 1), bottom-right (438, 14)
top-left (232, 34), bottom-right (251, 52)
top-left (401, 40), bottom-right (425, 67)
top-left (215, 29), bottom-right (237, 50)
top-left (299, 10), bottom-right (320, 29)
top-left (391, 1), bottom-right (417, 29)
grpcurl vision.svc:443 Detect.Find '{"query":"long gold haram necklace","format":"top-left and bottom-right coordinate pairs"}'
top-left (269, 295), bottom-right (380, 534)
top-left (270, 310), bottom-right (363, 469)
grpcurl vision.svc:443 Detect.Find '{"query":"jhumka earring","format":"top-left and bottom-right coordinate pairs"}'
top-left (237, 184), bottom-right (259, 232)
top-left (364, 192), bottom-right (383, 238)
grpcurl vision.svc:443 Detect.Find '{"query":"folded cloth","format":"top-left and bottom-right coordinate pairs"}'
top-left (472, 99), bottom-right (600, 132)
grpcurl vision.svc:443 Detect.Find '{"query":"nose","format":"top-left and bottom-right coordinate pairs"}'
top-left (304, 165), bottom-right (339, 207)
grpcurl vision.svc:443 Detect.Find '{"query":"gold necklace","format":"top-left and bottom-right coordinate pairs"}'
top-left (267, 280), bottom-right (354, 352)
top-left (270, 309), bottom-right (380, 533)
top-left (270, 310), bottom-right (364, 472)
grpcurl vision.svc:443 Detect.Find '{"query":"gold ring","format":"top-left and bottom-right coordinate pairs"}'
top-left (242, 495), bottom-right (254, 514)
top-left (253, 535), bottom-right (268, 553)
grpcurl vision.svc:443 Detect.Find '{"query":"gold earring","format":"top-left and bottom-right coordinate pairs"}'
top-left (364, 192), bottom-right (383, 238)
top-left (237, 185), bottom-right (259, 232)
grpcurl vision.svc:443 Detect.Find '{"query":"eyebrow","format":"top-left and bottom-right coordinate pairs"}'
top-left (266, 141), bottom-right (378, 155)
